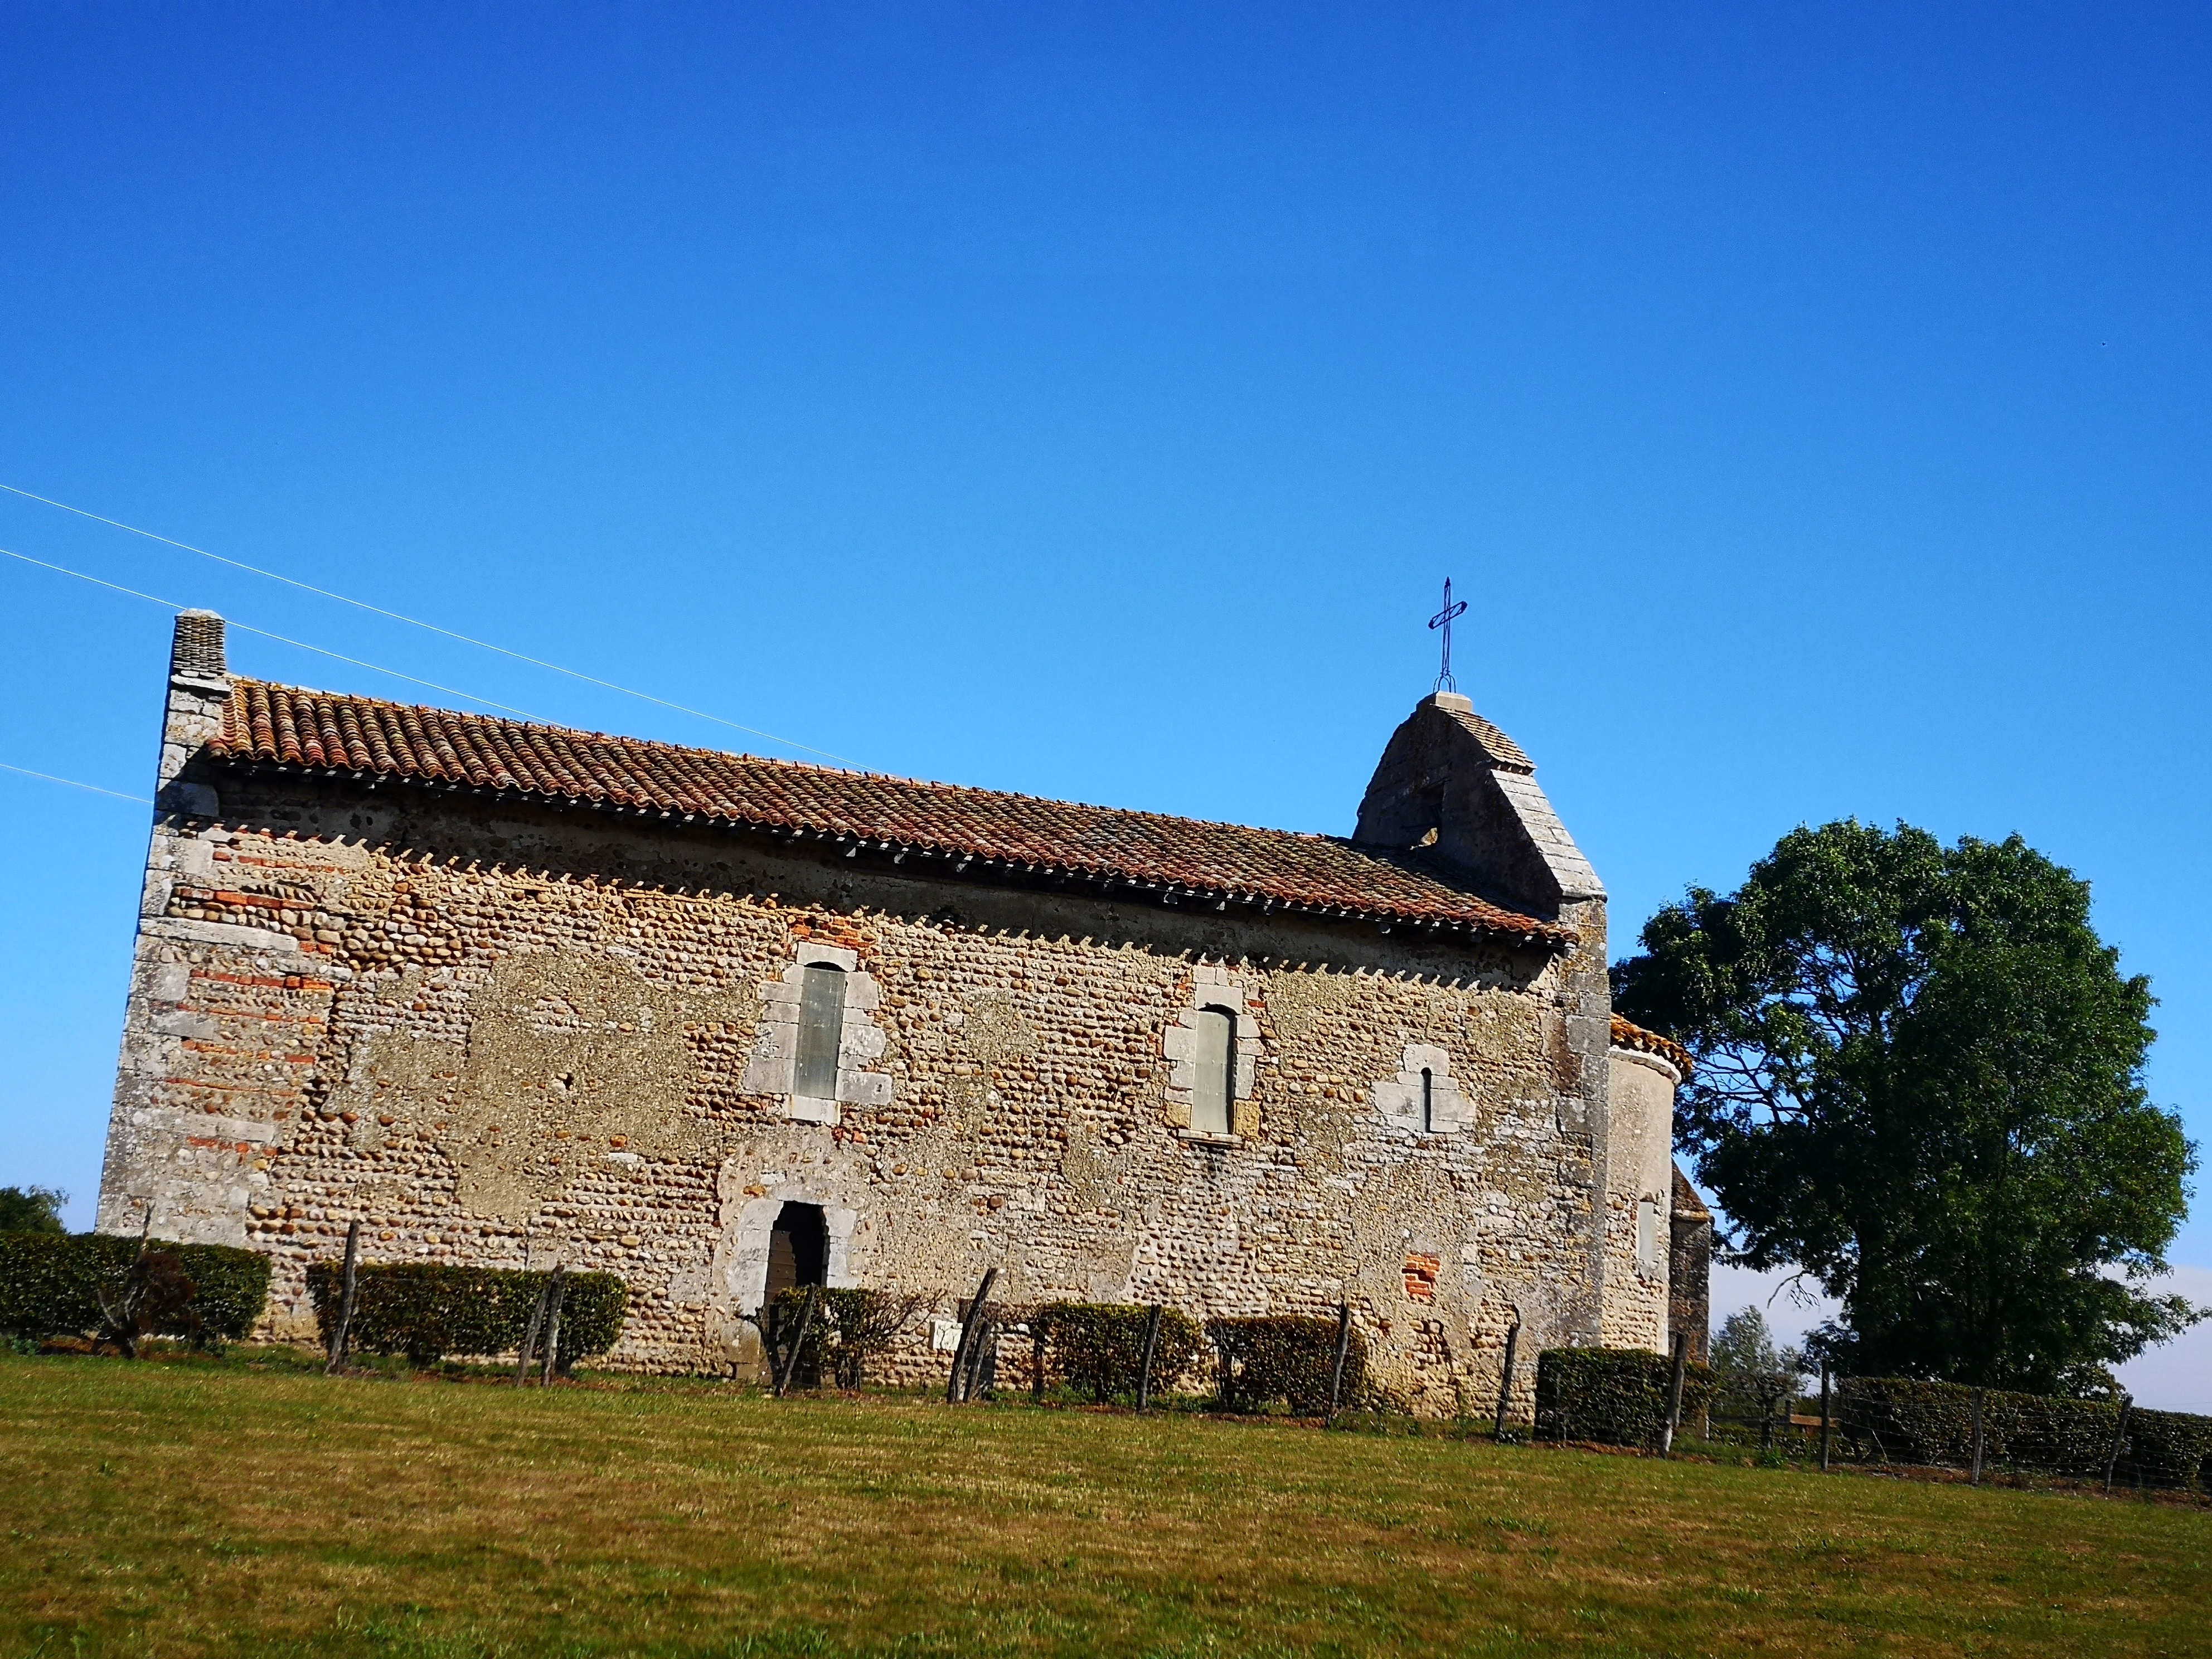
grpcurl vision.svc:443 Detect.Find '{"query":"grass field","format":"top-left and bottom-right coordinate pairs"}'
top-left (2, 1351), bottom-right (2206, 1657)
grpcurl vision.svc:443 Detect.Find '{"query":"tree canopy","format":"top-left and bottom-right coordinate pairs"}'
top-left (1710, 1307), bottom-right (1802, 1388)
top-left (0, 1186), bottom-right (66, 1234)
top-left (1613, 820), bottom-right (2196, 1396)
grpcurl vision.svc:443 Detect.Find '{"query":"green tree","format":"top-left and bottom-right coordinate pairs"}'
top-left (0, 1186), bottom-right (66, 1233)
top-left (1613, 821), bottom-right (2195, 1396)
top-left (1710, 1307), bottom-right (1801, 1385)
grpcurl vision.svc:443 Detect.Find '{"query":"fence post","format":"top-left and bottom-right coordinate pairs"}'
top-left (539, 1264), bottom-right (568, 1385)
top-left (963, 1313), bottom-right (997, 1400)
top-left (515, 1278), bottom-right (551, 1386)
top-left (2104, 1394), bottom-right (2133, 1495)
top-left (325, 1219), bottom-right (361, 1375)
top-left (1969, 1386), bottom-right (1987, 1486)
top-left (1493, 1320), bottom-right (1522, 1443)
top-left (1819, 1364), bottom-right (1832, 1472)
top-left (946, 1267), bottom-right (998, 1404)
top-left (1327, 1302), bottom-right (1352, 1421)
top-left (1137, 1303), bottom-right (1164, 1413)
top-left (1032, 1312), bottom-right (1049, 1403)
top-left (1661, 1330), bottom-right (1689, 1457)
top-left (775, 1283), bottom-right (820, 1398)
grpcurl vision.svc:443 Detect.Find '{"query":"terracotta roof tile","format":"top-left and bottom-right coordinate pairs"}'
top-left (1611, 1014), bottom-right (1694, 1079)
top-left (208, 680), bottom-right (1573, 948)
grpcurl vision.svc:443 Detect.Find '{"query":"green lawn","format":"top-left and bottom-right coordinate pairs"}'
top-left (1, 1351), bottom-right (2205, 1657)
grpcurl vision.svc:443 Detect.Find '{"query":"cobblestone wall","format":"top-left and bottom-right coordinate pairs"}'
top-left (99, 644), bottom-right (1670, 1410)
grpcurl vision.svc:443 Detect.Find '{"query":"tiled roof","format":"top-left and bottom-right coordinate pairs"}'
top-left (1439, 705), bottom-right (1533, 773)
top-left (1611, 1014), bottom-right (1694, 1079)
top-left (208, 680), bottom-right (1573, 947)
top-left (1671, 1165), bottom-right (1711, 1222)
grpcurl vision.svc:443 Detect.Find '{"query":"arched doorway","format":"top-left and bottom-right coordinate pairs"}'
top-left (764, 1201), bottom-right (828, 1301)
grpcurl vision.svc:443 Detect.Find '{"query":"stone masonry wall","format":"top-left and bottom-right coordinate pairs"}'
top-left (101, 731), bottom-right (1665, 1415)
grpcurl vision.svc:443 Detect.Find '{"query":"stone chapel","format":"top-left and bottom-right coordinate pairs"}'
top-left (98, 612), bottom-right (1710, 1406)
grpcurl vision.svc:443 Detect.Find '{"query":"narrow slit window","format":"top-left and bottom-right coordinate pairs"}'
top-left (1192, 1006), bottom-right (1235, 1135)
top-left (796, 963), bottom-right (846, 1100)
top-left (1637, 1196), bottom-right (1660, 1269)
top-left (1420, 1068), bottom-right (1435, 1133)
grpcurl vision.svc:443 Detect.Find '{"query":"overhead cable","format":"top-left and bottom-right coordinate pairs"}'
top-left (0, 482), bottom-right (851, 765)
top-left (1, 545), bottom-right (545, 719)
top-left (0, 760), bottom-right (151, 804)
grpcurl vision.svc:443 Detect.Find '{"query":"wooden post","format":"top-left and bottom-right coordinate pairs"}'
top-left (1136, 1304), bottom-right (1164, 1412)
top-left (539, 1265), bottom-right (568, 1385)
top-left (1493, 1320), bottom-right (1522, 1442)
top-left (1661, 1330), bottom-right (1689, 1457)
top-left (515, 1279), bottom-right (550, 1386)
top-left (1969, 1386), bottom-right (1986, 1486)
top-left (775, 1284), bottom-right (821, 1398)
top-left (325, 1219), bottom-right (361, 1376)
top-left (1760, 1382), bottom-right (1777, 1454)
top-left (1327, 1302), bottom-right (1352, 1420)
top-left (946, 1268), bottom-right (998, 1404)
top-left (964, 1318), bottom-right (996, 1401)
top-left (2104, 1395), bottom-right (2132, 1495)
top-left (1031, 1313), bottom-right (1048, 1403)
top-left (1819, 1364), bottom-right (1832, 1472)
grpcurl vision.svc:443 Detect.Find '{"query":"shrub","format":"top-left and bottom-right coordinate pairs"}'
top-left (1535, 1347), bottom-right (1714, 1447)
top-left (1033, 1303), bottom-right (1205, 1401)
top-left (764, 1287), bottom-right (926, 1389)
top-left (2123, 1408), bottom-right (2212, 1491)
top-left (0, 1232), bottom-right (269, 1345)
top-left (1834, 1376), bottom-right (2209, 1490)
top-left (1206, 1314), bottom-right (1366, 1414)
top-left (304, 1261), bottom-right (627, 1370)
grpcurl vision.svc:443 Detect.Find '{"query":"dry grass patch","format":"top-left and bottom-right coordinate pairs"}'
top-left (1, 1351), bottom-right (2206, 1656)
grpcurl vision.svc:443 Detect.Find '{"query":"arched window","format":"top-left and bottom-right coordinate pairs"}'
top-left (1420, 1068), bottom-right (1435, 1133)
top-left (796, 962), bottom-right (846, 1100)
top-left (1192, 1005), bottom-right (1236, 1134)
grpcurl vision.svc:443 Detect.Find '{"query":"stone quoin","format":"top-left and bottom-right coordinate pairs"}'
top-left (97, 611), bottom-right (1707, 1408)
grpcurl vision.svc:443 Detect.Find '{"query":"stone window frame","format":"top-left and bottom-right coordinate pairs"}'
top-left (741, 942), bottom-right (892, 1125)
top-left (1372, 1042), bottom-right (1473, 1134)
top-left (1635, 1194), bottom-right (1665, 1278)
top-left (1163, 966), bottom-right (1262, 1143)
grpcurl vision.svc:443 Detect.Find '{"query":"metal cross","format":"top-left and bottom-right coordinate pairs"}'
top-left (1428, 577), bottom-right (1468, 693)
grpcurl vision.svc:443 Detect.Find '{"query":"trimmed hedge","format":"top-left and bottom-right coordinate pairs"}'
top-left (0, 1231), bottom-right (270, 1345)
top-left (2124, 1408), bottom-right (2212, 1491)
top-left (1835, 1376), bottom-right (2210, 1490)
top-left (305, 1261), bottom-right (627, 1370)
top-left (1206, 1314), bottom-right (1366, 1414)
top-left (1535, 1347), bottom-right (1715, 1447)
top-left (1034, 1302), bottom-right (1205, 1401)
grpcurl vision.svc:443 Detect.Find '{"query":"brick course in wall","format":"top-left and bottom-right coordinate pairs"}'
top-left (99, 617), bottom-right (1676, 1412)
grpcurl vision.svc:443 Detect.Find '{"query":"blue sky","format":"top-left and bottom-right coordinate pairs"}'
top-left (4, 4), bottom-right (2209, 1393)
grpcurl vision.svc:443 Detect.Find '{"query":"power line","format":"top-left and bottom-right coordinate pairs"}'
top-left (0, 760), bottom-right (149, 804)
top-left (0, 482), bottom-right (851, 765)
top-left (1, 546), bottom-right (546, 719)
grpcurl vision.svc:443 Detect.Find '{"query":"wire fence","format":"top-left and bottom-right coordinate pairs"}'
top-left (1689, 1369), bottom-right (2212, 1493)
